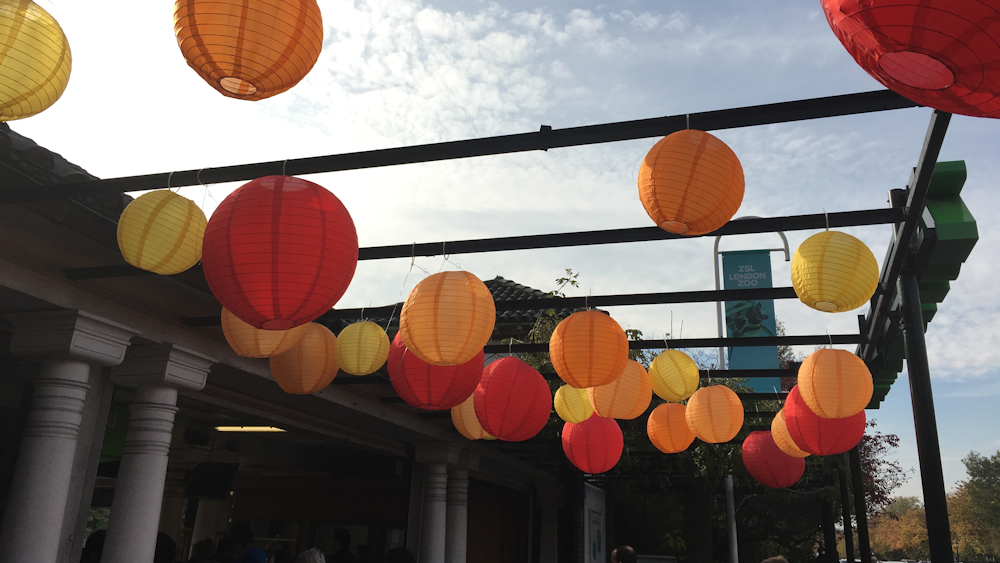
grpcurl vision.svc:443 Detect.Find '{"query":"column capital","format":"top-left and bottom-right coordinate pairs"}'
top-left (414, 442), bottom-right (460, 466)
top-left (6, 310), bottom-right (135, 366)
top-left (112, 344), bottom-right (216, 391)
top-left (452, 450), bottom-right (480, 471)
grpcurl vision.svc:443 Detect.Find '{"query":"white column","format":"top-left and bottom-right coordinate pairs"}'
top-left (415, 443), bottom-right (459, 563)
top-left (102, 344), bottom-right (215, 563)
top-left (158, 423), bottom-right (188, 543)
top-left (0, 311), bottom-right (133, 563)
top-left (446, 451), bottom-right (479, 563)
top-left (537, 484), bottom-right (564, 563)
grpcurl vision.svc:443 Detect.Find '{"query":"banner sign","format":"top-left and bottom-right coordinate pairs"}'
top-left (721, 250), bottom-right (781, 393)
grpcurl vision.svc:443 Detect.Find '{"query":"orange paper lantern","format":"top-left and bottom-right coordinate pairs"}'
top-left (555, 385), bottom-right (594, 424)
top-left (268, 323), bottom-right (338, 394)
top-left (451, 394), bottom-right (493, 441)
top-left (588, 359), bottom-right (652, 419)
top-left (173, 0), bottom-right (323, 100)
top-left (549, 310), bottom-right (628, 388)
top-left (637, 129), bottom-right (745, 236)
top-left (770, 409), bottom-right (809, 459)
top-left (648, 350), bottom-right (700, 402)
top-left (797, 348), bottom-right (873, 419)
top-left (685, 385), bottom-right (744, 443)
top-left (399, 271), bottom-right (496, 366)
top-left (647, 403), bottom-right (696, 454)
top-left (334, 321), bottom-right (390, 375)
top-left (221, 307), bottom-right (308, 358)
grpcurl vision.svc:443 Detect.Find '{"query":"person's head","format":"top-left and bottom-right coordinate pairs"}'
top-left (611, 545), bottom-right (637, 563)
top-left (384, 548), bottom-right (417, 563)
top-left (81, 530), bottom-right (106, 563)
top-left (761, 557), bottom-right (788, 563)
top-left (231, 521), bottom-right (255, 551)
top-left (216, 537), bottom-right (238, 561)
top-left (333, 528), bottom-right (351, 551)
top-left (190, 538), bottom-right (216, 560)
top-left (153, 533), bottom-right (176, 563)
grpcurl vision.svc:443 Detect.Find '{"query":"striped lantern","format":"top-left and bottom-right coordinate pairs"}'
top-left (334, 321), bottom-right (390, 375)
top-left (685, 385), bottom-right (744, 443)
top-left (451, 394), bottom-right (493, 441)
top-left (648, 350), bottom-right (700, 402)
top-left (791, 231), bottom-right (878, 313)
top-left (647, 403), bottom-right (696, 454)
top-left (473, 357), bottom-right (551, 442)
top-left (554, 385), bottom-right (594, 424)
top-left (797, 348), bottom-right (873, 419)
top-left (741, 431), bottom-right (806, 489)
top-left (268, 323), bottom-right (339, 394)
top-left (399, 271), bottom-right (496, 366)
top-left (549, 310), bottom-right (628, 388)
top-left (562, 417), bottom-right (624, 474)
top-left (770, 409), bottom-right (810, 459)
top-left (221, 307), bottom-right (308, 358)
top-left (784, 386), bottom-right (866, 456)
top-left (588, 359), bottom-right (652, 419)
top-left (0, 0), bottom-right (71, 120)
top-left (117, 191), bottom-right (207, 275)
top-left (387, 333), bottom-right (483, 410)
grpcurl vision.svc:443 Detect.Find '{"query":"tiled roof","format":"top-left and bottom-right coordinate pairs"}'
top-left (484, 276), bottom-right (578, 324)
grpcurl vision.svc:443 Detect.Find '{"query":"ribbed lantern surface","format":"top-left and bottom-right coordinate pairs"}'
top-left (473, 357), bottom-right (551, 442)
top-left (770, 409), bottom-right (810, 459)
top-left (741, 431), bottom-right (806, 489)
top-left (268, 323), bottom-right (339, 394)
top-left (452, 394), bottom-right (492, 440)
top-left (334, 321), bottom-right (390, 376)
top-left (387, 333), bottom-right (483, 410)
top-left (791, 230), bottom-right (878, 313)
top-left (221, 307), bottom-right (308, 358)
top-left (117, 191), bottom-right (207, 275)
top-left (549, 310), bottom-right (628, 388)
top-left (647, 403), bottom-right (695, 454)
top-left (685, 385), bottom-right (744, 443)
top-left (0, 0), bottom-right (71, 120)
top-left (399, 271), bottom-right (496, 366)
top-left (648, 350), bottom-right (700, 402)
top-left (784, 386), bottom-right (866, 456)
top-left (588, 359), bottom-right (652, 419)
top-left (555, 385), bottom-right (594, 424)
top-left (562, 417), bottom-right (624, 474)
top-left (797, 348), bottom-right (873, 419)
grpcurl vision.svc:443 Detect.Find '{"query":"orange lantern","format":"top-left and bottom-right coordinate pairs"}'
top-left (685, 385), bottom-right (744, 443)
top-left (588, 359), bottom-right (652, 419)
top-left (637, 129), bottom-right (745, 236)
top-left (221, 307), bottom-right (308, 358)
top-left (798, 348), bottom-right (873, 419)
top-left (268, 323), bottom-right (338, 394)
top-left (173, 0), bottom-right (323, 100)
top-left (647, 403), bottom-right (696, 454)
top-left (334, 321), bottom-right (390, 375)
top-left (555, 385), bottom-right (594, 424)
top-left (648, 350), bottom-right (699, 402)
top-left (399, 271), bottom-right (496, 366)
top-left (770, 409), bottom-right (809, 459)
top-left (451, 395), bottom-right (493, 441)
top-left (549, 310), bottom-right (628, 388)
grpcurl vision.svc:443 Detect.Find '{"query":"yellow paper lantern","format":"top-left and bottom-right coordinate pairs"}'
top-left (221, 307), bottom-right (308, 358)
top-left (685, 385), bottom-right (744, 444)
top-left (771, 409), bottom-right (809, 458)
top-left (637, 129), bottom-right (745, 236)
top-left (791, 230), bottom-right (879, 313)
top-left (647, 403), bottom-right (696, 454)
top-left (648, 350), bottom-right (699, 402)
top-left (334, 321), bottom-right (390, 375)
top-left (399, 271), bottom-right (496, 366)
top-left (797, 348), bottom-right (873, 419)
top-left (588, 359), bottom-right (652, 420)
top-left (549, 310), bottom-right (628, 388)
top-left (451, 394), bottom-right (494, 441)
top-left (555, 385), bottom-right (594, 423)
top-left (0, 0), bottom-right (71, 121)
top-left (116, 191), bottom-right (208, 275)
top-left (268, 323), bottom-right (338, 394)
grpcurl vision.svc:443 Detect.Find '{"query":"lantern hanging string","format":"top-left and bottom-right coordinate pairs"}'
top-left (282, 160), bottom-right (288, 177)
top-left (824, 208), bottom-right (829, 231)
top-left (167, 171), bottom-right (176, 194)
top-left (685, 113), bottom-right (690, 130)
top-left (438, 240), bottom-right (462, 272)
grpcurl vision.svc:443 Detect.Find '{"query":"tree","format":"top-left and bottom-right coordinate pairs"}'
top-left (963, 450), bottom-right (1000, 529)
top-left (857, 420), bottom-right (908, 516)
top-left (949, 483), bottom-right (1000, 560)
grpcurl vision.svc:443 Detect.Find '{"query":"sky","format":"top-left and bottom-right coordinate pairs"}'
top-left (12, 0), bottom-right (1000, 500)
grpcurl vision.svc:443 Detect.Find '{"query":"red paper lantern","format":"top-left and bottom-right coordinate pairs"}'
top-left (821, 0), bottom-right (1000, 118)
top-left (202, 175), bottom-right (358, 330)
top-left (473, 357), bottom-right (551, 442)
top-left (562, 417), bottom-right (624, 474)
top-left (387, 333), bottom-right (484, 410)
top-left (784, 386), bottom-right (866, 456)
top-left (741, 431), bottom-right (806, 489)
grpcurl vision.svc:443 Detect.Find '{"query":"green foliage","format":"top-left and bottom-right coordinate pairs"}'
top-left (963, 450), bottom-right (1000, 528)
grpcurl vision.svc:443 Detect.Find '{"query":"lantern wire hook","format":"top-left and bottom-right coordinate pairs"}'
top-left (282, 160), bottom-right (288, 177)
top-left (166, 171), bottom-right (176, 193)
top-left (685, 114), bottom-right (690, 130)
top-left (824, 208), bottom-right (830, 231)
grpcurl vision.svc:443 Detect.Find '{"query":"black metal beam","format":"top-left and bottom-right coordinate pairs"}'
top-left (1, 90), bottom-right (918, 205)
top-left (483, 334), bottom-right (861, 354)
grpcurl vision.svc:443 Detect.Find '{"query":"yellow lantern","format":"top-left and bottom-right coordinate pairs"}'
top-left (221, 307), bottom-right (308, 358)
top-left (268, 323), bottom-right (338, 394)
top-left (771, 409), bottom-right (809, 458)
top-left (117, 191), bottom-right (208, 275)
top-left (685, 385), bottom-right (744, 443)
top-left (334, 321), bottom-right (390, 375)
top-left (0, 0), bottom-right (71, 120)
top-left (647, 403), bottom-right (695, 454)
top-left (451, 394), bottom-right (494, 440)
top-left (791, 230), bottom-right (878, 313)
top-left (588, 359), bottom-right (652, 419)
top-left (648, 350), bottom-right (699, 402)
top-left (555, 385), bottom-right (594, 424)
top-left (549, 310), bottom-right (629, 388)
top-left (797, 348), bottom-right (873, 419)
top-left (399, 271), bottom-right (496, 366)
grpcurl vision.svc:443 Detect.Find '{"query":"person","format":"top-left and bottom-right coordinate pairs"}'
top-left (327, 529), bottom-right (357, 563)
top-left (295, 546), bottom-right (326, 563)
top-left (215, 537), bottom-right (238, 562)
top-left (80, 530), bottom-right (106, 563)
top-left (611, 545), bottom-right (637, 563)
top-left (761, 557), bottom-right (788, 563)
top-left (383, 548), bottom-right (416, 563)
top-left (154, 533), bottom-right (177, 563)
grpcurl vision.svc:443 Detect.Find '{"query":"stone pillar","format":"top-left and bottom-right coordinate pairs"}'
top-left (158, 421), bottom-right (189, 543)
top-left (415, 443), bottom-right (459, 563)
top-left (446, 451), bottom-right (479, 563)
top-left (102, 344), bottom-right (215, 563)
top-left (0, 311), bottom-right (133, 563)
top-left (537, 484), bottom-right (564, 563)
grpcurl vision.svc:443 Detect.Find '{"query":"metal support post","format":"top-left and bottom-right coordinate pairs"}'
top-left (725, 475), bottom-right (738, 563)
top-left (848, 447), bottom-right (872, 563)
top-left (838, 466), bottom-right (854, 562)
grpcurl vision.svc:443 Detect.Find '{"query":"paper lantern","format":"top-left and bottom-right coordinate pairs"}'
top-left (335, 321), bottom-right (390, 375)
top-left (797, 348), bottom-right (873, 419)
top-left (399, 271), bottom-right (496, 366)
top-left (221, 307), bottom-right (308, 358)
top-left (791, 231), bottom-right (878, 313)
top-left (451, 394), bottom-right (493, 440)
top-left (561, 417), bottom-right (624, 474)
top-left (770, 409), bottom-right (809, 459)
top-left (0, 0), bottom-right (71, 120)
top-left (821, 0), bottom-right (1000, 118)
top-left (268, 323), bottom-right (338, 394)
top-left (555, 385), bottom-right (594, 424)
top-left (387, 333), bottom-right (483, 410)
top-left (549, 310), bottom-right (628, 388)
top-left (589, 359), bottom-right (652, 419)
top-left (202, 176), bottom-right (358, 330)
top-left (648, 350), bottom-right (700, 402)
top-left (473, 357), bottom-right (551, 442)
top-left (741, 431), bottom-right (806, 489)
top-left (637, 129), bottom-right (745, 236)
top-left (647, 403), bottom-right (696, 454)
top-left (174, 0), bottom-right (323, 101)
top-left (685, 385), bottom-right (744, 444)
top-left (116, 191), bottom-right (207, 275)
top-left (784, 386), bottom-right (866, 456)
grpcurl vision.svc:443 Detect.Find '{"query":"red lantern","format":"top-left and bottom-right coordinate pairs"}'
top-left (202, 176), bottom-right (359, 329)
top-left (784, 386), bottom-right (866, 456)
top-left (562, 417), bottom-right (624, 474)
top-left (821, 0), bottom-right (1000, 118)
top-left (387, 333), bottom-right (484, 410)
top-left (473, 357), bottom-right (551, 442)
top-left (741, 431), bottom-right (806, 489)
